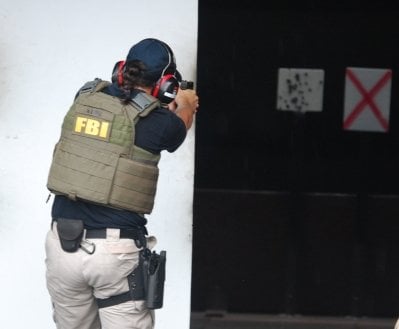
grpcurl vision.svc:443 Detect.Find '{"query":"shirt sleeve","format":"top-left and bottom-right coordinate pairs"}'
top-left (135, 108), bottom-right (187, 154)
top-left (163, 114), bottom-right (187, 152)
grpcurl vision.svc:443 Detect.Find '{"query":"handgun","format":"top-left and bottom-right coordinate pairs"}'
top-left (180, 80), bottom-right (194, 90)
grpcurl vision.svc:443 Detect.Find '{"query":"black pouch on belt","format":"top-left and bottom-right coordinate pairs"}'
top-left (56, 218), bottom-right (84, 252)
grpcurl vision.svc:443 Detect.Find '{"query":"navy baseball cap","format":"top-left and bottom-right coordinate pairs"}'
top-left (126, 38), bottom-right (181, 83)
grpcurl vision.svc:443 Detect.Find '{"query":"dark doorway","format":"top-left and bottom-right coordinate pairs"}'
top-left (192, 3), bottom-right (399, 318)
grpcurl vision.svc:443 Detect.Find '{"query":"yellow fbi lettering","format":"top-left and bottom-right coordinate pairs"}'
top-left (74, 115), bottom-right (110, 139)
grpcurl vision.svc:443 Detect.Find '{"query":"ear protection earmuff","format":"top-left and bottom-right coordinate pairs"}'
top-left (152, 41), bottom-right (180, 103)
top-left (111, 60), bottom-right (126, 86)
top-left (151, 74), bottom-right (179, 104)
top-left (111, 40), bottom-right (181, 104)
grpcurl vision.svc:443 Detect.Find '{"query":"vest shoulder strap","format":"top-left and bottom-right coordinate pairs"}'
top-left (76, 79), bottom-right (160, 121)
top-left (131, 92), bottom-right (160, 118)
top-left (125, 92), bottom-right (160, 125)
top-left (78, 78), bottom-right (110, 95)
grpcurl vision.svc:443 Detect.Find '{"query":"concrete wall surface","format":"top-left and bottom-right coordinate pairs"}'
top-left (0, 1), bottom-right (197, 328)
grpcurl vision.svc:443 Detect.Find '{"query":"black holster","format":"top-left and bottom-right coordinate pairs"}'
top-left (96, 248), bottom-right (166, 309)
top-left (144, 250), bottom-right (167, 309)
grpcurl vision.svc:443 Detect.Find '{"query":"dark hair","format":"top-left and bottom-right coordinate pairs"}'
top-left (122, 60), bottom-right (156, 90)
top-left (118, 60), bottom-right (158, 104)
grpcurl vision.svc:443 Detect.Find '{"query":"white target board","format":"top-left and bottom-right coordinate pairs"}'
top-left (343, 67), bottom-right (392, 132)
top-left (277, 68), bottom-right (325, 112)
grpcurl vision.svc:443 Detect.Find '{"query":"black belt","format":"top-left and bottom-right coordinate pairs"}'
top-left (85, 228), bottom-right (141, 240)
top-left (85, 228), bottom-right (147, 249)
top-left (52, 219), bottom-right (147, 248)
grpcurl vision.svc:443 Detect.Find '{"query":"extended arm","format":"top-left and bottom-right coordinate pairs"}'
top-left (169, 88), bottom-right (199, 130)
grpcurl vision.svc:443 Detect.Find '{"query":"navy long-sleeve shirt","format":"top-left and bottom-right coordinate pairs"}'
top-left (51, 82), bottom-right (187, 229)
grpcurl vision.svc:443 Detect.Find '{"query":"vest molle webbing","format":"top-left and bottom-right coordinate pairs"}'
top-left (47, 79), bottom-right (161, 214)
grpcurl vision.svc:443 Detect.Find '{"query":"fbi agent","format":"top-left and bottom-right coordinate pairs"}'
top-left (45, 38), bottom-right (198, 329)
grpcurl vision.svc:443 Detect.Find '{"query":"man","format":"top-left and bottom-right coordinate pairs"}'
top-left (45, 38), bottom-right (199, 329)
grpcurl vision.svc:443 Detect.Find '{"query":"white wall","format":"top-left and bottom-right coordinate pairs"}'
top-left (0, 1), bottom-right (197, 328)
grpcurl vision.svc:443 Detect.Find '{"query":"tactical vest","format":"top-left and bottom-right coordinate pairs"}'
top-left (47, 79), bottom-right (161, 214)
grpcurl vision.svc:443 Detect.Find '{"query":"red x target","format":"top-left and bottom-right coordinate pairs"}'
top-left (343, 67), bottom-right (392, 132)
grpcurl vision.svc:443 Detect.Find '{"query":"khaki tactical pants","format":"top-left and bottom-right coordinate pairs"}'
top-left (45, 223), bottom-right (156, 329)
